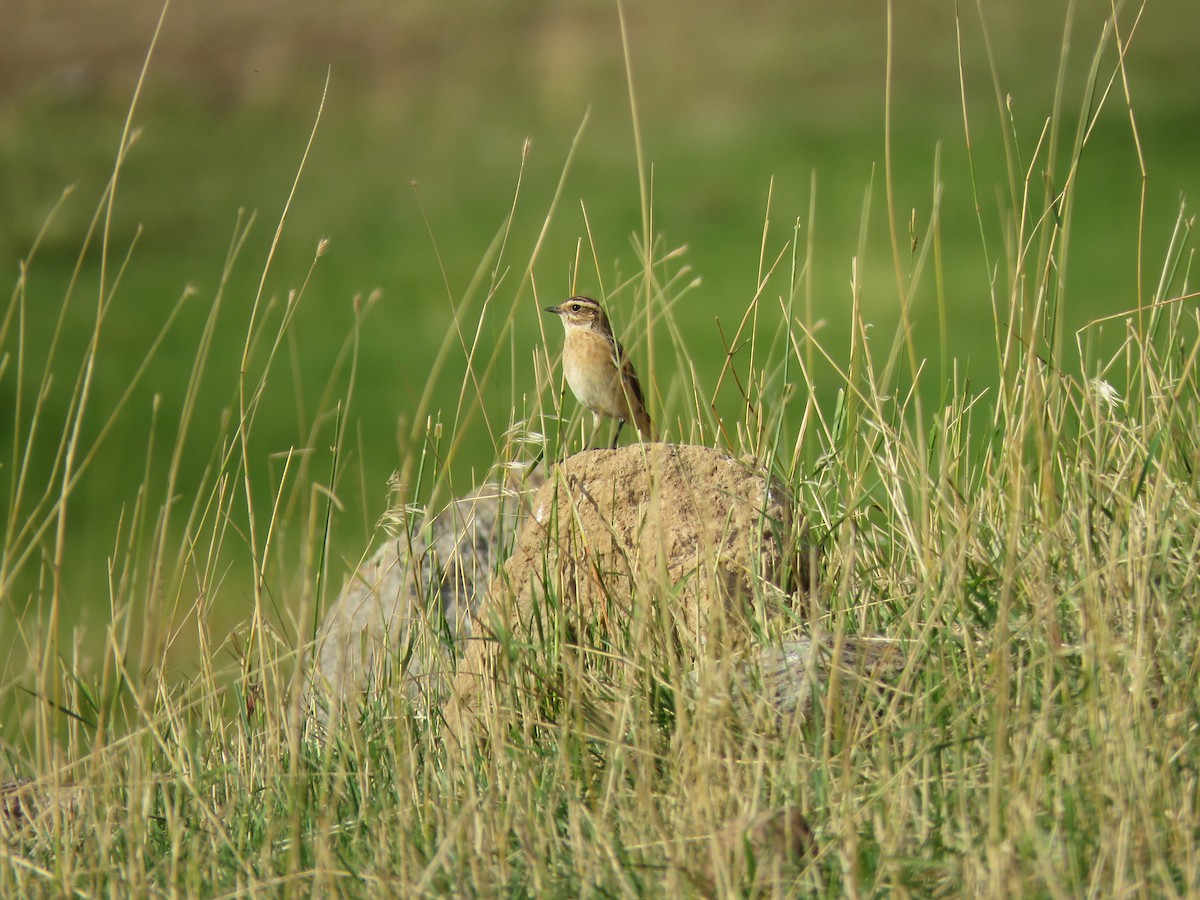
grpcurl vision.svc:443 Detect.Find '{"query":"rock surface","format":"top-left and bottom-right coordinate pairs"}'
top-left (687, 634), bottom-right (908, 729)
top-left (0, 777), bottom-right (81, 842)
top-left (705, 803), bottom-right (814, 891)
top-left (447, 443), bottom-right (815, 731)
top-left (312, 465), bottom-right (542, 715)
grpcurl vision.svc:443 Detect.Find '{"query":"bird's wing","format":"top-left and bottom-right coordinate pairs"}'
top-left (613, 339), bottom-right (646, 406)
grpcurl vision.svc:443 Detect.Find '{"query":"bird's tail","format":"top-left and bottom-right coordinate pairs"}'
top-left (634, 408), bottom-right (656, 442)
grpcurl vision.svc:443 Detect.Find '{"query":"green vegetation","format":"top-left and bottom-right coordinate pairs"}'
top-left (2, 1), bottom-right (1198, 894)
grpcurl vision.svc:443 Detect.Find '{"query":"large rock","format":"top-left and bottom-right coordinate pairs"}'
top-left (687, 634), bottom-right (908, 730)
top-left (447, 443), bottom-right (815, 732)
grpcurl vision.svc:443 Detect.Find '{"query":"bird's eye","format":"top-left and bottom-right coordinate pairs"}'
top-left (570, 303), bottom-right (582, 312)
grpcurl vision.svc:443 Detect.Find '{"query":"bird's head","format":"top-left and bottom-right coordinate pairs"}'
top-left (544, 296), bottom-right (611, 333)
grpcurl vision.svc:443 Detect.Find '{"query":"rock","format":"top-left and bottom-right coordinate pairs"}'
top-left (0, 778), bottom-right (36, 834)
top-left (1, 777), bottom-right (81, 842)
top-left (446, 443), bottom-right (815, 734)
top-left (311, 464), bottom-right (543, 717)
top-left (687, 634), bottom-right (908, 729)
top-left (706, 803), bottom-right (814, 890)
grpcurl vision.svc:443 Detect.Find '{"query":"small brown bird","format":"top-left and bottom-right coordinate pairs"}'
top-left (544, 295), bottom-right (654, 448)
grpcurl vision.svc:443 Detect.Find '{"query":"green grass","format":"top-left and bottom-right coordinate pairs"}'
top-left (3, 1), bottom-right (1200, 895)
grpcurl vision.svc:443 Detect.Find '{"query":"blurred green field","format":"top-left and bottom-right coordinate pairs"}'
top-left (2, 0), bottom-right (1198, 666)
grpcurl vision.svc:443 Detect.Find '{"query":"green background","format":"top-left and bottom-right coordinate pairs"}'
top-left (2, 0), bottom-right (1197, 666)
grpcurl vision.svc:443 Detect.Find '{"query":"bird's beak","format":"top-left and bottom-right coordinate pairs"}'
top-left (544, 305), bottom-right (562, 316)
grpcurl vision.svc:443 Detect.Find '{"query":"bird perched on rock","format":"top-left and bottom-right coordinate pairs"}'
top-left (544, 295), bottom-right (654, 448)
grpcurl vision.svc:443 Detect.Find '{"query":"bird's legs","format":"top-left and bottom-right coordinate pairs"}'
top-left (609, 419), bottom-right (624, 449)
top-left (584, 411), bottom-right (603, 450)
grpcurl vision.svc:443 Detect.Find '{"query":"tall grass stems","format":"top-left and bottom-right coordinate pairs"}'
top-left (2, 0), bottom-right (1197, 895)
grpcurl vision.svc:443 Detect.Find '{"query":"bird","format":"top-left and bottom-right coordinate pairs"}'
top-left (544, 295), bottom-right (654, 448)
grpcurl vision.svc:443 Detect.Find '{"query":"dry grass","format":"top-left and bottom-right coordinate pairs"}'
top-left (2, 1), bottom-right (1198, 895)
